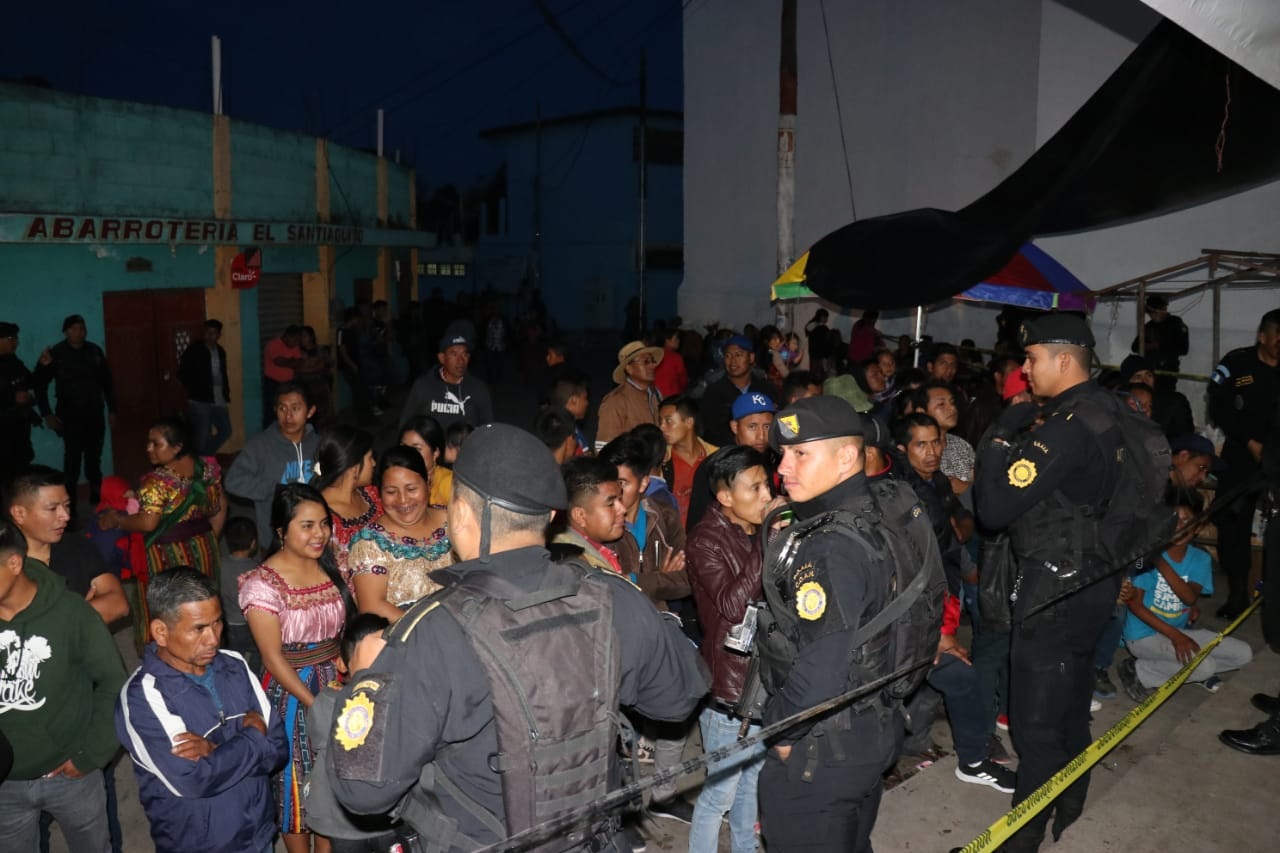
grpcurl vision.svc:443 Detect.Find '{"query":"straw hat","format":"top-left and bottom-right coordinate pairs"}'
top-left (612, 340), bottom-right (665, 384)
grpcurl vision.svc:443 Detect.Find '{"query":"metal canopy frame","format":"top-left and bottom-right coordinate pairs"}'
top-left (1093, 249), bottom-right (1280, 366)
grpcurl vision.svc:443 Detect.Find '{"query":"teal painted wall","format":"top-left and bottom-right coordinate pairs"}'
top-left (228, 123), bottom-right (316, 221)
top-left (0, 82), bottom-right (421, 478)
top-left (326, 146), bottom-right (378, 226)
top-left (0, 85), bottom-right (212, 217)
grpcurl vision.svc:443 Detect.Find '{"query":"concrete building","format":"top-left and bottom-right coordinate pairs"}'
top-left (681, 0), bottom-right (1280, 382)
top-left (0, 81), bottom-right (430, 477)
top-left (475, 107), bottom-right (684, 331)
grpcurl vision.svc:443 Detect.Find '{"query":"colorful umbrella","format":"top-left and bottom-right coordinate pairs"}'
top-left (955, 242), bottom-right (1096, 313)
top-left (772, 241), bottom-right (1094, 313)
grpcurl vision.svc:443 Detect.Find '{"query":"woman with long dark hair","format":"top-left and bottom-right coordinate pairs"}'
top-left (399, 415), bottom-right (451, 507)
top-left (313, 426), bottom-right (381, 587)
top-left (102, 415), bottom-right (226, 647)
top-left (238, 483), bottom-right (348, 853)
top-left (347, 446), bottom-right (452, 622)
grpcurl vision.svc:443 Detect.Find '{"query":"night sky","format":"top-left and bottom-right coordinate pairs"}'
top-left (6, 0), bottom-right (685, 190)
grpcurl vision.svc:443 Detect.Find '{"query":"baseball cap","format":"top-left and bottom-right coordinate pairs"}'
top-left (862, 416), bottom-right (893, 451)
top-left (1170, 433), bottom-right (1225, 473)
top-left (769, 395), bottom-right (864, 449)
top-left (438, 319), bottom-right (474, 353)
top-left (453, 423), bottom-right (567, 513)
top-left (731, 391), bottom-right (777, 420)
top-left (723, 334), bottom-right (753, 353)
top-left (62, 314), bottom-right (86, 332)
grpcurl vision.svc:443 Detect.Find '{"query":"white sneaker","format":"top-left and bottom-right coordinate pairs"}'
top-left (1090, 697), bottom-right (1103, 712)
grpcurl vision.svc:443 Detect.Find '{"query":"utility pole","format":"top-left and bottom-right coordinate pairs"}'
top-left (777, 0), bottom-right (797, 329)
top-left (637, 49), bottom-right (648, 335)
top-left (533, 101), bottom-right (543, 296)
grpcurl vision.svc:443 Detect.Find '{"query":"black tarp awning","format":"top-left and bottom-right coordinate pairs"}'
top-left (793, 20), bottom-right (1280, 310)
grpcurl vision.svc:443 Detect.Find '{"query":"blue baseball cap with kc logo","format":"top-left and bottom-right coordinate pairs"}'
top-left (732, 391), bottom-right (777, 420)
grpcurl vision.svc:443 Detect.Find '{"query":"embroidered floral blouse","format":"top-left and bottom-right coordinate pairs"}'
top-left (238, 564), bottom-right (345, 645)
top-left (329, 484), bottom-right (383, 586)
top-left (347, 521), bottom-right (453, 608)
top-left (138, 456), bottom-right (223, 521)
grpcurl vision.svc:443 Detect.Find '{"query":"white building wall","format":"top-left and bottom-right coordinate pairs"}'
top-left (683, 0), bottom-right (1280, 395)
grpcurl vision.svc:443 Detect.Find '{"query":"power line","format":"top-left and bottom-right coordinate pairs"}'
top-left (535, 0), bottom-right (636, 87)
top-left (412, 0), bottom-right (680, 177)
top-left (820, 0), bottom-right (858, 221)
top-left (326, 0), bottom-right (595, 137)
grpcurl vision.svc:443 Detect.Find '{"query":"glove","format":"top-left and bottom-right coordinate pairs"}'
top-left (991, 402), bottom-right (1040, 441)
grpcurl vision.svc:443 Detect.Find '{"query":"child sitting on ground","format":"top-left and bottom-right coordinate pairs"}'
top-left (1118, 493), bottom-right (1252, 700)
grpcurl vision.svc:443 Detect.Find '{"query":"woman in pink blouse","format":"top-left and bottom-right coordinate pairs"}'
top-left (239, 483), bottom-right (349, 852)
top-left (314, 425), bottom-right (381, 586)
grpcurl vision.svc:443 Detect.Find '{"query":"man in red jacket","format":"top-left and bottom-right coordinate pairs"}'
top-left (685, 446), bottom-right (774, 852)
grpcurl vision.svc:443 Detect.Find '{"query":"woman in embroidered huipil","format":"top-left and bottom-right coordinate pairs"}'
top-left (102, 416), bottom-right (226, 648)
top-left (347, 446), bottom-right (453, 622)
top-left (313, 425), bottom-right (381, 587)
top-left (239, 483), bottom-right (349, 851)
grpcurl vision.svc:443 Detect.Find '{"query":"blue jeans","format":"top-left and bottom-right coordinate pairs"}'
top-left (688, 706), bottom-right (765, 853)
top-left (188, 401), bottom-right (233, 456)
top-left (0, 770), bottom-right (109, 853)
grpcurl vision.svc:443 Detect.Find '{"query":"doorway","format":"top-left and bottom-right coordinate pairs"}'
top-left (103, 289), bottom-right (208, 482)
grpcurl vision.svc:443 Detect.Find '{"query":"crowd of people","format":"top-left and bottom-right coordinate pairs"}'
top-left (0, 296), bottom-right (1278, 853)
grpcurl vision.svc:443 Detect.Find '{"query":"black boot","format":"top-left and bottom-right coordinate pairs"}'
top-left (1219, 714), bottom-right (1280, 755)
top-left (1251, 693), bottom-right (1280, 716)
top-left (1051, 798), bottom-right (1085, 842)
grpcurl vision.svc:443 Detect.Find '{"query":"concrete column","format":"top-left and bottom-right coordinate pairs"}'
top-left (316, 138), bottom-right (331, 223)
top-left (409, 169), bottom-right (419, 300)
top-left (377, 158), bottom-right (389, 226)
top-left (208, 113), bottom-right (245, 452)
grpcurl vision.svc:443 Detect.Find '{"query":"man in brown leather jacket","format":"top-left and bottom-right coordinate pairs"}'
top-left (685, 446), bottom-right (774, 852)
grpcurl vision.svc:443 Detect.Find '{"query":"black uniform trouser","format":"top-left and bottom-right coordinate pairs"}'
top-left (0, 425), bottom-right (34, 487)
top-left (759, 715), bottom-right (901, 853)
top-left (1004, 580), bottom-right (1115, 851)
top-left (1264, 515), bottom-right (1280, 652)
top-left (61, 413), bottom-right (105, 504)
top-left (1216, 481), bottom-right (1258, 614)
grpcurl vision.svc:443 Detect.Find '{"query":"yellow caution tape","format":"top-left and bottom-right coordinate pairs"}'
top-left (957, 597), bottom-right (1261, 853)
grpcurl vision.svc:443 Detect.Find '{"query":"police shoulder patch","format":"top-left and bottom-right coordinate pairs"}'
top-left (796, 581), bottom-right (827, 621)
top-left (335, 692), bottom-right (376, 751)
top-left (1008, 458), bottom-right (1038, 489)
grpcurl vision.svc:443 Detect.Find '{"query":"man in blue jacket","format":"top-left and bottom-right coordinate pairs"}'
top-left (116, 568), bottom-right (286, 853)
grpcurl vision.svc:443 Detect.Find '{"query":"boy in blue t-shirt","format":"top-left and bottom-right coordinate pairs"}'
top-left (1119, 495), bottom-right (1252, 699)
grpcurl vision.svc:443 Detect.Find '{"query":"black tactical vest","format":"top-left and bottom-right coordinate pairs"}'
top-left (400, 560), bottom-right (621, 852)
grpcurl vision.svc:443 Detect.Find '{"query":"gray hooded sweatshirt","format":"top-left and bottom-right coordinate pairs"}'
top-left (224, 423), bottom-right (319, 546)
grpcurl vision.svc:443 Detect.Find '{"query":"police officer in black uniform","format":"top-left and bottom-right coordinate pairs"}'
top-left (328, 423), bottom-right (707, 852)
top-left (1130, 294), bottom-right (1189, 392)
top-left (33, 314), bottom-right (116, 507)
top-left (0, 322), bottom-right (38, 483)
top-left (1207, 308), bottom-right (1280, 619)
top-left (756, 396), bottom-right (903, 853)
top-left (974, 314), bottom-right (1125, 851)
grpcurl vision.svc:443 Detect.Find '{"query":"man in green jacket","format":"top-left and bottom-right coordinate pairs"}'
top-left (0, 518), bottom-right (126, 851)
